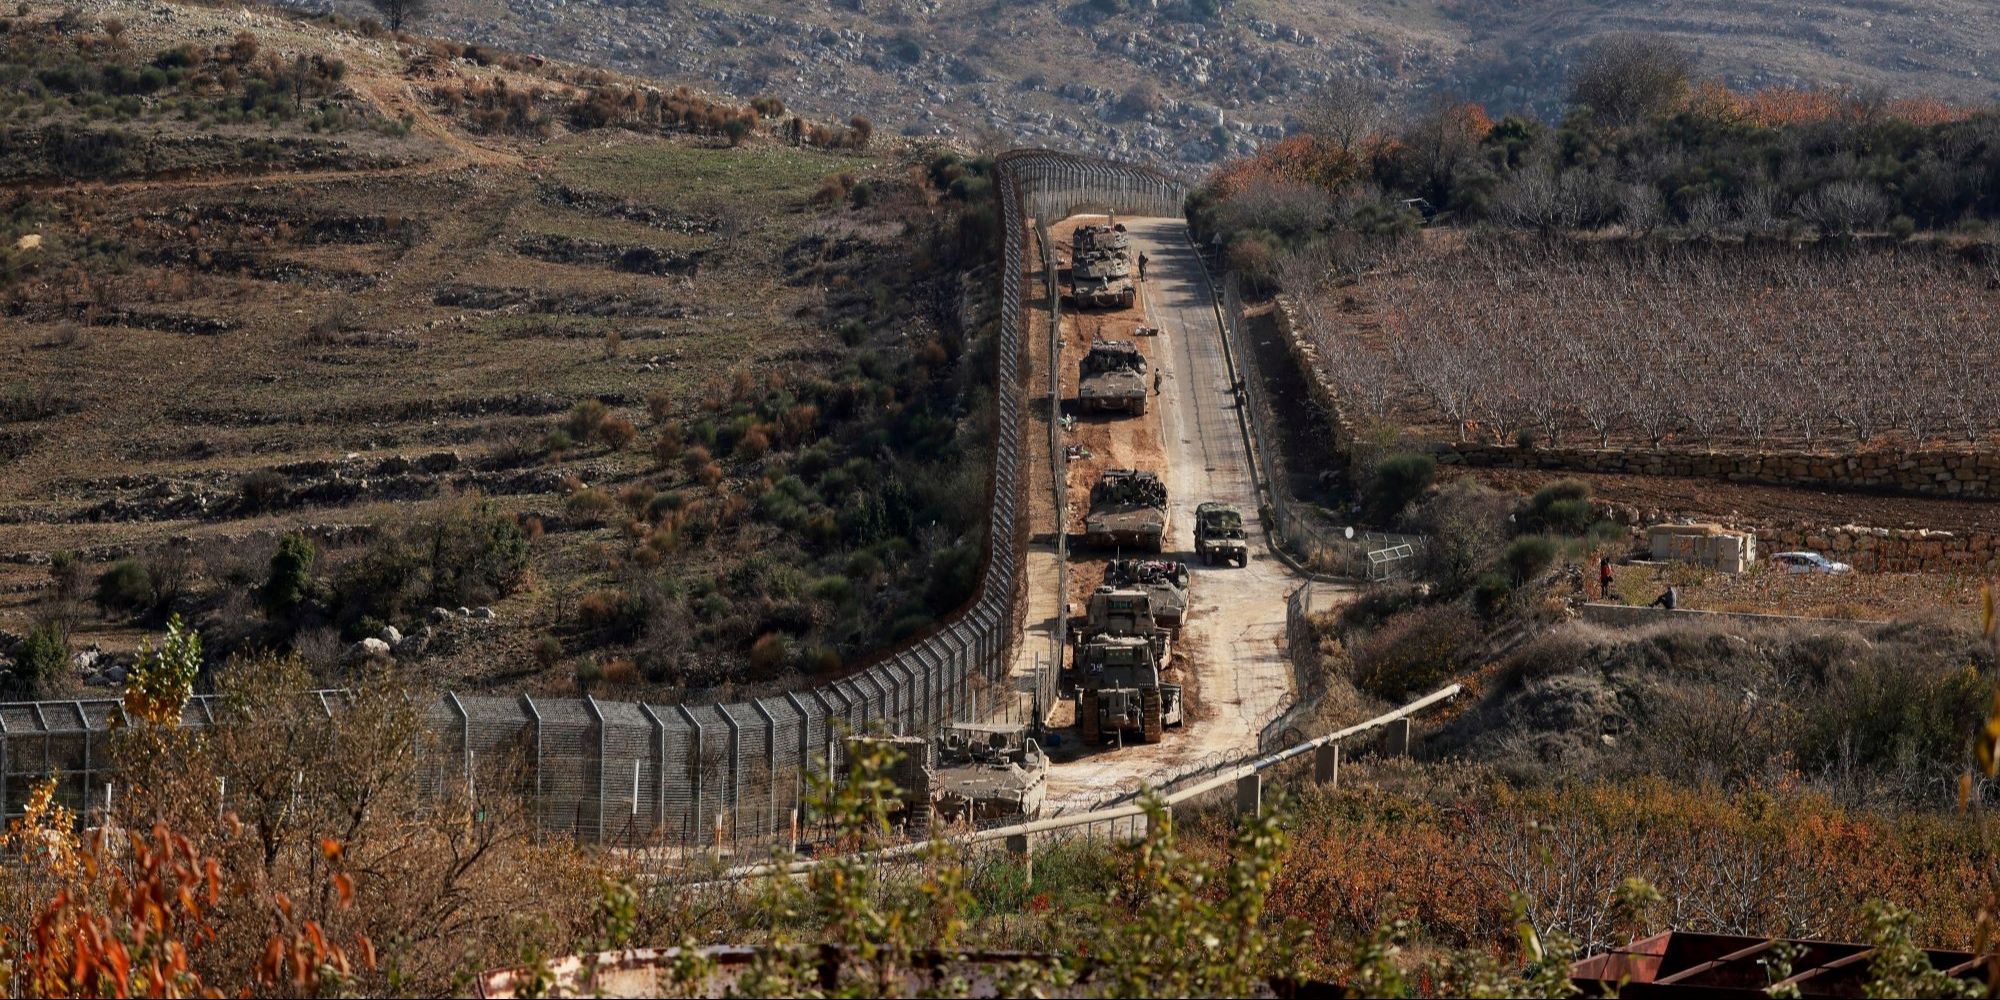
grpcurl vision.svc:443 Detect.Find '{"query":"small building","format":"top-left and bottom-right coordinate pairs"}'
top-left (1648, 522), bottom-right (1756, 573)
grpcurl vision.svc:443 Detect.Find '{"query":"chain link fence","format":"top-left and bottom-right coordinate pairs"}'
top-left (1, 151), bottom-right (1189, 851)
top-left (1213, 272), bottom-right (1429, 580)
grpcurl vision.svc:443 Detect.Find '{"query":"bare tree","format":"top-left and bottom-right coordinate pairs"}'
top-left (1300, 76), bottom-right (1381, 153)
top-left (1797, 179), bottom-right (1888, 236)
top-left (368, 0), bottom-right (431, 32)
top-left (1568, 34), bottom-right (1696, 127)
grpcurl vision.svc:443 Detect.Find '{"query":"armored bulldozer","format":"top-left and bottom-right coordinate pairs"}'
top-left (1068, 585), bottom-right (1174, 670)
top-left (928, 724), bottom-right (1047, 824)
top-left (1194, 501), bottom-right (1249, 567)
top-left (1083, 468), bottom-right (1167, 552)
top-left (1076, 634), bottom-right (1182, 745)
top-left (1105, 558), bottom-right (1188, 629)
top-left (1069, 223), bottom-right (1137, 309)
top-left (1078, 339), bottom-right (1149, 415)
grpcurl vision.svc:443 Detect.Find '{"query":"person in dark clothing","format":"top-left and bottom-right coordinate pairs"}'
top-left (1137, 251), bottom-right (1149, 280)
top-left (1649, 586), bottom-right (1678, 610)
top-left (1599, 557), bottom-right (1614, 600)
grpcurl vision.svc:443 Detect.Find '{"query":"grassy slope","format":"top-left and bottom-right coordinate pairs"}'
top-left (0, 1), bottom-right (965, 701)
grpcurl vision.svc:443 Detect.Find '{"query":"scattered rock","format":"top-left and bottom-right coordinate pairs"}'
top-left (346, 637), bottom-right (392, 662)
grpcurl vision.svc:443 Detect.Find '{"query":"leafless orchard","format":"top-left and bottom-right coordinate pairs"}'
top-left (1287, 238), bottom-right (2000, 452)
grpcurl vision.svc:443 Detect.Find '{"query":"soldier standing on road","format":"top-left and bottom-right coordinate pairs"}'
top-left (1137, 251), bottom-right (1149, 281)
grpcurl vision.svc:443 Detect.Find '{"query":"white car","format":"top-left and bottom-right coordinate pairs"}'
top-left (1771, 551), bottom-right (1852, 575)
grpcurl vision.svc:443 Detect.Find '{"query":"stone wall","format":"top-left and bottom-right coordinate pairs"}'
top-left (1438, 443), bottom-right (2000, 500)
top-left (1579, 603), bottom-right (1885, 629)
top-left (1758, 524), bottom-right (2000, 574)
top-left (1269, 295), bottom-right (2000, 574)
top-left (1272, 297), bottom-right (2000, 501)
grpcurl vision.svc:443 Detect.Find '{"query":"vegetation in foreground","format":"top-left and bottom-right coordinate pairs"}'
top-left (9, 629), bottom-right (2000, 997)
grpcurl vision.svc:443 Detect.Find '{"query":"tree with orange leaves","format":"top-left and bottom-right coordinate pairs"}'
top-left (8, 821), bottom-right (373, 998)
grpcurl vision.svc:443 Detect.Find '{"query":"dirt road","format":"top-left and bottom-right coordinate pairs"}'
top-left (1019, 217), bottom-right (1302, 813)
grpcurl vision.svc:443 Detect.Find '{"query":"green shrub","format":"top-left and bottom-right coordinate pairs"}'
top-left (12, 618), bottom-right (69, 697)
top-left (1501, 535), bottom-right (1557, 584)
top-left (1524, 478), bottom-right (1592, 534)
top-left (332, 500), bottom-right (529, 628)
top-left (566, 487), bottom-right (617, 525)
top-left (95, 558), bottom-right (154, 614)
top-left (1366, 452), bottom-right (1436, 523)
top-left (1349, 603), bottom-right (1478, 702)
top-left (258, 532), bottom-right (317, 617)
top-left (1473, 572), bottom-right (1514, 617)
top-left (563, 398), bottom-right (610, 440)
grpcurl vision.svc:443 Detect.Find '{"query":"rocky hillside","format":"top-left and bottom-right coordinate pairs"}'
top-left (283, 0), bottom-right (1999, 174)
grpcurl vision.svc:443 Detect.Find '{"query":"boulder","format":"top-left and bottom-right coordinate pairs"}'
top-left (346, 637), bottom-right (392, 662)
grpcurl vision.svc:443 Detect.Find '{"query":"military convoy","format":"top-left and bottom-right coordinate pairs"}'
top-left (1082, 468), bottom-right (1168, 552)
top-left (1194, 502), bottom-right (1249, 567)
top-left (1078, 339), bottom-right (1149, 415)
top-left (1069, 223), bottom-right (1137, 309)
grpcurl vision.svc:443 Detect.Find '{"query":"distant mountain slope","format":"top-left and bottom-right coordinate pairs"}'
top-left (289, 0), bottom-right (1998, 174)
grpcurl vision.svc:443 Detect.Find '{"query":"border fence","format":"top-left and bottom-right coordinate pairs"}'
top-left (0, 151), bottom-right (1188, 850)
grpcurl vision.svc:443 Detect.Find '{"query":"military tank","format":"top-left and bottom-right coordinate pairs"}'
top-left (1082, 468), bottom-right (1167, 552)
top-left (1069, 223), bottom-right (1137, 309)
top-left (1105, 558), bottom-right (1188, 629)
top-left (927, 724), bottom-right (1048, 824)
top-left (1076, 634), bottom-right (1181, 745)
top-left (1078, 339), bottom-right (1149, 415)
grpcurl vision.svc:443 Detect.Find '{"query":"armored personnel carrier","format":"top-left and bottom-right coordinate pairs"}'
top-left (927, 724), bottom-right (1047, 825)
top-left (842, 735), bottom-right (931, 828)
top-left (1194, 502), bottom-right (1249, 567)
top-left (1078, 339), bottom-right (1149, 415)
top-left (1076, 634), bottom-right (1181, 745)
top-left (1105, 558), bottom-right (1189, 629)
top-left (1082, 468), bottom-right (1167, 552)
top-left (1069, 223), bottom-right (1137, 309)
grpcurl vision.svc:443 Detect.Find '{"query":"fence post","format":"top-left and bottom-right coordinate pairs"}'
top-left (1385, 718), bottom-right (1411, 758)
top-left (677, 704), bottom-right (702, 847)
top-left (1006, 831), bottom-right (1034, 884)
top-left (1314, 742), bottom-right (1340, 786)
top-left (753, 699), bottom-right (778, 839)
top-left (639, 703), bottom-right (667, 842)
top-left (519, 695), bottom-right (542, 834)
top-left (719, 707), bottom-right (741, 850)
top-left (446, 692), bottom-right (471, 801)
top-left (1235, 772), bottom-right (1261, 817)
top-left (583, 695), bottom-right (606, 844)
top-left (788, 691), bottom-right (815, 780)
